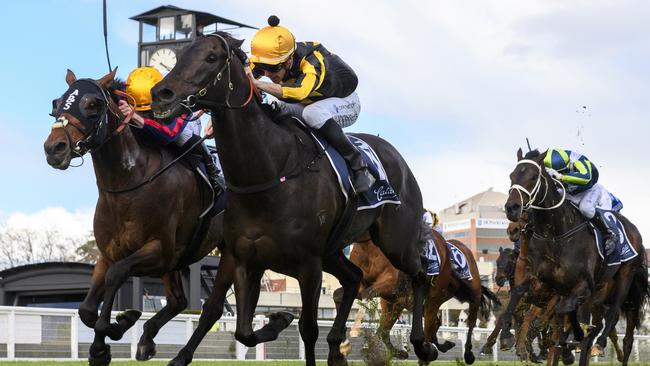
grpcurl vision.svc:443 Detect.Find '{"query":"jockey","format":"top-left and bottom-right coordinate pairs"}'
top-left (423, 208), bottom-right (443, 234)
top-left (118, 67), bottom-right (223, 193)
top-left (544, 148), bottom-right (622, 253)
top-left (248, 15), bottom-right (375, 194)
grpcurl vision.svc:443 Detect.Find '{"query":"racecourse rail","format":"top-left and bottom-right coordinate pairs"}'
top-left (0, 305), bottom-right (647, 362)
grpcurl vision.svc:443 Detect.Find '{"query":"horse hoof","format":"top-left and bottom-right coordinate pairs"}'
top-left (136, 340), bottom-right (157, 361)
top-left (340, 339), bottom-right (352, 357)
top-left (479, 344), bottom-right (493, 356)
top-left (116, 309), bottom-right (142, 324)
top-left (415, 343), bottom-right (438, 363)
top-left (78, 307), bottom-right (98, 328)
top-left (500, 333), bottom-right (515, 351)
top-left (88, 344), bottom-right (111, 366)
top-left (562, 348), bottom-right (575, 365)
top-left (591, 344), bottom-right (605, 357)
top-left (167, 358), bottom-right (189, 366)
top-left (328, 352), bottom-right (348, 366)
top-left (394, 349), bottom-right (409, 359)
top-left (464, 351), bottom-right (476, 364)
top-left (268, 311), bottom-right (294, 332)
top-left (438, 340), bottom-right (455, 352)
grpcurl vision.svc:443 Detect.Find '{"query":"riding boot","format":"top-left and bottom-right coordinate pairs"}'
top-left (591, 210), bottom-right (619, 257)
top-left (318, 119), bottom-right (375, 194)
top-left (182, 135), bottom-right (224, 194)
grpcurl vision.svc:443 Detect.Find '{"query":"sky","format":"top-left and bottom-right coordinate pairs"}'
top-left (0, 1), bottom-right (649, 246)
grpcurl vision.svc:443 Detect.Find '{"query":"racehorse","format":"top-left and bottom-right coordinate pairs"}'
top-left (43, 70), bottom-right (224, 366)
top-left (504, 148), bottom-right (647, 366)
top-left (335, 232), bottom-right (500, 365)
top-left (149, 32), bottom-right (437, 366)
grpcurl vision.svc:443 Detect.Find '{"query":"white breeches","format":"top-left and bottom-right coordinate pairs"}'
top-left (567, 183), bottom-right (614, 219)
top-left (276, 92), bottom-right (361, 129)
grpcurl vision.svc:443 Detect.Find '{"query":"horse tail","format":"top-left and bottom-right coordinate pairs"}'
top-left (623, 257), bottom-right (650, 329)
top-left (480, 285), bottom-right (502, 320)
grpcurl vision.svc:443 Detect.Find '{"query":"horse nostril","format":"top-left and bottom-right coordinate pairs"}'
top-left (53, 141), bottom-right (68, 154)
top-left (157, 87), bottom-right (175, 103)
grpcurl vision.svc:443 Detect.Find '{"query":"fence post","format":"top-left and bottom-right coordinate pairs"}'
top-left (7, 309), bottom-right (15, 360)
top-left (131, 316), bottom-right (140, 360)
top-left (185, 316), bottom-right (193, 341)
top-left (71, 312), bottom-right (79, 359)
top-left (634, 338), bottom-right (639, 362)
top-left (492, 337), bottom-right (498, 363)
top-left (255, 315), bottom-right (266, 360)
top-left (298, 323), bottom-right (305, 360)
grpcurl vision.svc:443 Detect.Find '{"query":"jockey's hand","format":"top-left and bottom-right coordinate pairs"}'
top-left (546, 168), bottom-right (563, 180)
top-left (204, 119), bottom-right (214, 138)
top-left (118, 100), bottom-right (133, 116)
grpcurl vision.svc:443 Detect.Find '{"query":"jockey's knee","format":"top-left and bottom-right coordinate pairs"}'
top-left (579, 203), bottom-right (596, 219)
top-left (302, 104), bottom-right (330, 129)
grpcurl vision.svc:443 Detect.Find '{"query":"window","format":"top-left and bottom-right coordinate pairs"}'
top-left (159, 17), bottom-right (175, 40)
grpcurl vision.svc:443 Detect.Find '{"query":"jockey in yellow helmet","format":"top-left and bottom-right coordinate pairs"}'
top-left (249, 16), bottom-right (374, 194)
top-left (119, 67), bottom-right (223, 192)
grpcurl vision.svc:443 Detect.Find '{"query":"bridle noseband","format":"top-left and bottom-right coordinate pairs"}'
top-left (509, 159), bottom-right (566, 212)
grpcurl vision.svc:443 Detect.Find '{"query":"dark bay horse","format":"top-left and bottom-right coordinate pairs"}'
top-left (336, 232), bottom-right (499, 364)
top-left (504, 148), bottom-right (647, 366)
top-left (150, 32), bottom-right (436, 366)
top-left (43, 70), bottom-right (224, 366)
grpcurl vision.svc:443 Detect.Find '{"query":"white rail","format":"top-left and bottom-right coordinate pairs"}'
top-left (0, 305), bottom-right (647, 362)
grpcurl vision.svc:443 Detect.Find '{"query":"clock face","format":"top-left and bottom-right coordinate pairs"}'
top-left (149, 48), bottom-right (177, 73)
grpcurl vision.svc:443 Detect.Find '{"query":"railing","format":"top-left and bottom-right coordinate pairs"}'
top-left (0, 305), bottom-right (647, 362)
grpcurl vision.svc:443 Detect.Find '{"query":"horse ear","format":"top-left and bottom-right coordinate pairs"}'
top-left (230, 38), bottom-right (244, 48)
top-left (516, 148), bottom-right (523, 161)
top-left (499, 246), bottom-right (503, 253)
top-left (66, 69), bottom-right (77, 86)
top-left (98, 67), bottom-right (118, 88)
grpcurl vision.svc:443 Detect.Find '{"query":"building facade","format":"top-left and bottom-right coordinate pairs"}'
top-left (438, 189), bottom-right (512, 263)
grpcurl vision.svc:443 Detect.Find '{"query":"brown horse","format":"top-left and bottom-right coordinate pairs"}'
top-left (505, 148), bottom-right (648, 366)
top-left (150, 32), bottom-right (437, 366)
top-left (335, 230), bottom-right (500, 365)
top-left (43, 70), bottom-right (224, 366)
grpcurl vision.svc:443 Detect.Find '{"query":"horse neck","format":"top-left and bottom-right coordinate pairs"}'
top-left (212, 72), bottom-right (295, 189)
top-left (90, 121), bottom-right (149, 189)
top-left (530, 176), bottom-right (584, 237)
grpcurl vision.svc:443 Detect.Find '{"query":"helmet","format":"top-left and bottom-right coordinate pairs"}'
top-left (250, 16), bottom-right (296, 65)
top-left (126, 67), bottom-right (163, 111)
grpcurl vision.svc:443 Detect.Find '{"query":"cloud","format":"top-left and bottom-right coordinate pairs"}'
top-left (2, 207), bottom-right (94, 240)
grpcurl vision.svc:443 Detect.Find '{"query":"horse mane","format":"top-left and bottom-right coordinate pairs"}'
top-left (107, 78), bottom-right (126, 104)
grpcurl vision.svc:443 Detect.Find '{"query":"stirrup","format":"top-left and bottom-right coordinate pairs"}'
top-left (352, 169), bottom-right (375, 194)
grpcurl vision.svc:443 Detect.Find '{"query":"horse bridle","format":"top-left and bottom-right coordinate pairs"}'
top-left (51, 79), bottom-right (133, 159)
top-left (509, 159), bottom-right (566, 212)
top-left (179, 33), bottom-right (256, 111)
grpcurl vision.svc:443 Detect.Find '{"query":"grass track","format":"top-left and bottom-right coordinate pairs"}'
top-left (0, 362), bottom-right (649, 366)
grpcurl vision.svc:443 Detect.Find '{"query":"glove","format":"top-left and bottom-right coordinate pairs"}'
top-left (546, 167), bottom-right (563, 180)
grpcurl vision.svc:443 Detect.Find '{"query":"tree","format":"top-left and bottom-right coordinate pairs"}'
top-left (76, 235), bottom-right (100, 264)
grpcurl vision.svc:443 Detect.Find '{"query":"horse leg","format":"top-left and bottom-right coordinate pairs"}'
top-left (463, 292), bottom-right (481, 365)
top-left (500, 281), bottom-right (529, 350)
top-left (168, 249), bottom-right (236, 366)
top-left (369, 216), bottom-right (437, 363)
top-left (423, 288), bottom-right (454, 354)
top-left (516, 304), bottom-right (540, 361)
top-left (94, 241), bottom-right (166, 341)
top-left (480, 311), bottom-right (503, 355)
top-left (609, 329), bottom-right (624, 363)
top-left (592, 273), bottom-right (633, 361)
top-left (323, 253), bottom-right (362, 366)
top-left (546, 314), bottom-right (562, 366)
top-left (621, 310), bottom-right (635, 366)
top-left (378, 297), bottom-right (409, 359)
top-left (136, 270), bottom-right (187, 361)
top-left (296, 262), bottom-right (323, 366)
top-left (90, 242), bottom-right (164, 365)
top-left (79, 256), bottom-right (108, 328)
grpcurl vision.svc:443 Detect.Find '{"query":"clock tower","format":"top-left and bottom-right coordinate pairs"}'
top-left (130, 5), bottom-right (256, 73)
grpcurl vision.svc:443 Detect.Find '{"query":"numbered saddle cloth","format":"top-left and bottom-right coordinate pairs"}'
top-left (311, 132), bottom-right (401, 210)
top-left (593, 211), bottom-right (638, 266)
top-left (447, 241), bottom-right (473, 280)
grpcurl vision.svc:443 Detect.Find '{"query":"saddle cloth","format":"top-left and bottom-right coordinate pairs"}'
top-left (424, 240), bottom-right (473, 280)
top-left (592, 211), bottom-right (637, 266)
top-left (310, 130), bottom-right (401, 210)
